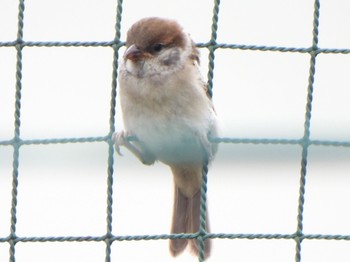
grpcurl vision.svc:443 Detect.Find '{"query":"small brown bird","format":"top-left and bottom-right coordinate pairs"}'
top-left (113, 17), bottom-right (218, 259)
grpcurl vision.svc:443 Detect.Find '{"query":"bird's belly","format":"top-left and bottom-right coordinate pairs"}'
top-left (129, 117), bottom-right (205, 164)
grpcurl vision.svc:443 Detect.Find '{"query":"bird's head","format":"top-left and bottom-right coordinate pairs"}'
top-left (122, 17), bottom-right (196, 78)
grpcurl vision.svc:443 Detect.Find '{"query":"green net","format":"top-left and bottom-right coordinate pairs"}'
top-left (1, 0), bottom-right (350, 261)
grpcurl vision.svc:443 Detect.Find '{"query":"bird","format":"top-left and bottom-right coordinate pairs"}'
top-left (113, 17), bottom-right (218, 259)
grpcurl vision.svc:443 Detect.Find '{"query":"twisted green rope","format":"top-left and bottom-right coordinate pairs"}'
top-left (104, 0), bottom-right (124, 261)
top-left (1, 136), bottom-right (349, 148)
top-left (2, 232), bottom-right (350, 244)
top-left (197, 1), bottom-right (221, 260)
top-left (2, 40), bottom-right (350, 55)
top-left (198, 159), bottom-right (209, 261)
top-left (206, 0), bottom-right (221, 99)
top-left (295, 0), bottom-right (320, 261)
top-left (9, 0), bottom-right (25, 261)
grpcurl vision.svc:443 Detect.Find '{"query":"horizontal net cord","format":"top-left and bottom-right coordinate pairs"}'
top-left (1, 40), bottom-right (350, 55)
top-left (1, 136), bottom-right (349, 147)
top-left (2, 232), bottom-right (350, 244)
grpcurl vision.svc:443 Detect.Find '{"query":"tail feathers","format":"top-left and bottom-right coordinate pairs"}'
top-left (188, 190), bottom-right (211, 258)
top-left (170, 185), bottom-right (188, 256)
top-left (170, 186), bottom-right (211, 259)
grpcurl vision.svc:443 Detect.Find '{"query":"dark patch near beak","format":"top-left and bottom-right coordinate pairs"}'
top-left (124, 44), bottom-right (143, 62)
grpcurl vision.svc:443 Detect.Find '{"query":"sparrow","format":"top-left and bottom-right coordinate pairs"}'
top-left (113, 17), bottom-right (218, 259)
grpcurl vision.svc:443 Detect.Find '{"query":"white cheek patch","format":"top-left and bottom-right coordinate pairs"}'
top-left (125, 59), bottom-right (137, 74)
top-left (124, 59), bottom-right (147, 78)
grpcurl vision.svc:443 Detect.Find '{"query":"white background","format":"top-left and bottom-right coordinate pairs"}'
top-left (1, 0), bottom-right (350, 261)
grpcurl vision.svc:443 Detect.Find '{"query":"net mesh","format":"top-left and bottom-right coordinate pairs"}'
top-left (1, 0), bottom-right (350, 261)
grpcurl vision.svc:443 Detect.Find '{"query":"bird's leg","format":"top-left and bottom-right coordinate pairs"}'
top-left (113, 131), bottom-right (155, 165)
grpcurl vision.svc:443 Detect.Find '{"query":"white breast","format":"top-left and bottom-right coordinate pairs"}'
top-left (118, 59), bottom-right (217, 164)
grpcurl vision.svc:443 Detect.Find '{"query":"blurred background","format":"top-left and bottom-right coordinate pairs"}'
top-left (1, 0), bottom-right (350, 261)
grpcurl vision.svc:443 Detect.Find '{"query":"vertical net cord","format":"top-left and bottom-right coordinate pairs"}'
top-left (104, 0), bottom-right (123, 261)
top-left (294, 0), bottom-right (320, 261)
top-left (198, 1), bottom-right (221, 261)
top-left (206, 0), bottom-right (221, 99)
top-left (9, 0), bottom-right (25, 261)
top-left (198, 158), bottom-right (209, 262)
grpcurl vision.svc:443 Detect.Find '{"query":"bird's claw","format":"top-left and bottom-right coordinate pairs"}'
top-left (113, 130), bottom-right (133, 156)
top-left (112, 131), bottom-right (156, 165)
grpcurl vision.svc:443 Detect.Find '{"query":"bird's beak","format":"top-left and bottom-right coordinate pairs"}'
top-left (124, 44), bottom-right (142, 62)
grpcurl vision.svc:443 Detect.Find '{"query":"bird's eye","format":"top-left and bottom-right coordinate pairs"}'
top-left (152, 43), bottom-right (164, 53)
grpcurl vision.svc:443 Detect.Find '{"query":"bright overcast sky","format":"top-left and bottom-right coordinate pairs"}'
top-left (1, 0), bottom-right (350, 261)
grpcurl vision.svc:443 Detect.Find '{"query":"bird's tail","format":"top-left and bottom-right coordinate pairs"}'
top-left (169, 185), bottom-right (211, 259)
